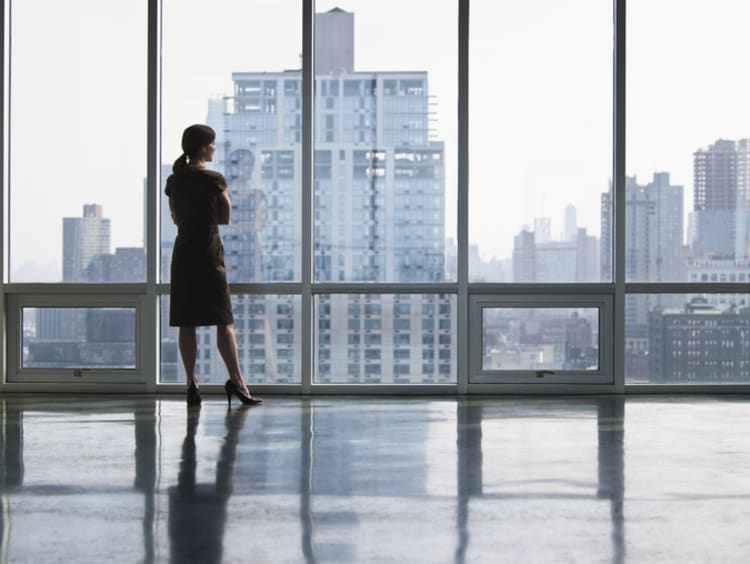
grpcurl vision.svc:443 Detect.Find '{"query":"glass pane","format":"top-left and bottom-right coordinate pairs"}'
top-left (482, 308), bottom-right (600, 371)
top-left (314, 294), bottom-right (457, 384)
top-left (161, 0), bottom-right (301, 283)
top-left (9, 0), bottom-right (147, 282)
top-left (627, 1), bottom-right (750, 282)
top-left (313, 2), bottom-right (456, 282)
top-left (469, 0), bottom-right (612, 282)
top-left (22, 308), bottom-right (136, 369)
top-left (160, 295), bottom-right (301, 385)
top-left (625, 294), bottom-right (750, 385)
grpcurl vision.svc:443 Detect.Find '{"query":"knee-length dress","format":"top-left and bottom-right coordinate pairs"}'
top-left (165, 168), bottom-right (233, 327)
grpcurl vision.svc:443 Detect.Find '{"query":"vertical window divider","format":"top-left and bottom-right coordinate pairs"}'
top-left (145, 0), bottom-right (159, 392)
top-left (613, 0), bottom-right (626, 392)
top-left (457, 0), bottom-right (469, 394)
top-left (301, 0), bottom-right (314, 393)
top-left (0, 0), bottom-right (6, 388)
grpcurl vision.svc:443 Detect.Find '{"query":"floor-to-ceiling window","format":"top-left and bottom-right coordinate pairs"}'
top-left (2, 0), bottom-right (749, 393)
top-left (5, 0), bottom-right (148, 384)
top-left (159, 0), bottom-right (302, 386)
top-left (625, 0), bottom-right (750, 387)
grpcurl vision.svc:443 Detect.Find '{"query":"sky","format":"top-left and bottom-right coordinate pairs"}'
top-left (7, 0), bottom-right (750, 281)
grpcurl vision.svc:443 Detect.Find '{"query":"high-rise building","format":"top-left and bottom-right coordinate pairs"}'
top-left (602, 173), bottom-right (685, 283)
top-left (692, 138), bottom-right (750, 260)
top-left (62, 204), bottom-right (111, 282)
top-left (601, 173), bottom-right (685, 367)
top-left (168, 8), bottom-right (452, 384)
top-left (563, 203), bottom-right (578, 242)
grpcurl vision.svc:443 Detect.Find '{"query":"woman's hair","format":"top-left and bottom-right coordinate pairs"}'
top-left (172, 124), bottom-right (216, 173)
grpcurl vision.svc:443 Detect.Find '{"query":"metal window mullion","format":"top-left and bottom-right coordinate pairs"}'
top-left (145, 0), bottom-right (159, 391)
top-left (457, 0), bottom-right (469, 394)
top-left (301, 0), bottom-right (313, 393)
top-left (1, 0), bottom-right (6, 388)
top-left (625, 282), bottom-right (750, 295)
top-left (613, 0), bottom-right (626, 392)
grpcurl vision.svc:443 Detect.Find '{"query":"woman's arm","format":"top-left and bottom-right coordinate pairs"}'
top-left (168, 197), bottom-right (178, 225)
top-left (218, 190), bottom-right (231, 225)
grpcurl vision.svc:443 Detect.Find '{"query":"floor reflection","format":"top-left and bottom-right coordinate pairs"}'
top-left (168, 406), bottom-right (251, 564)
top-left (7, 394), bottom-right (750, 563)
top-left (454, 398), bottom-right (625, 563)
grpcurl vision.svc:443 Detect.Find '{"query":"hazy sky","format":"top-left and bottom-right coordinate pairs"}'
top-left (8, 0), bottom-right (750, 280)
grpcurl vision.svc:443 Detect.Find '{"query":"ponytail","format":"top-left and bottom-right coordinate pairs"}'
top-left (173, 153), bottom-right (188, 174)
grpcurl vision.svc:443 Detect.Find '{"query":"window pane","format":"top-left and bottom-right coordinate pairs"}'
top-left (625, 294), bottom-right (750, 384)
top-left (161, 0), bottom-right (301, 283)
top-left (160, 295), bottom-right (301, 385)
top-left (482, 308), bottom-right (599, 371)
top-left (627, 1), bottom-right (750, 282)
top-left (314, 294), bottom-right (456, 384)
top-left (313, 3), bottom-right (456, 283)
top-left (10, 1), bottom-right (147, 282)
top-left (469, 0), bottom-right (612, 282)
top-left (23, 308), bottom-right (136, 369)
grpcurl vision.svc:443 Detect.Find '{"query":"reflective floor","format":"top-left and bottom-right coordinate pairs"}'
top-left (1, 394), bottom-right (750, 563)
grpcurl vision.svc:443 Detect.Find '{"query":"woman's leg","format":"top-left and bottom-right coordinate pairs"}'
top-left (178, 326), bottom-right (197, 386)
top-left (216, 323), bottom-right (251, 396)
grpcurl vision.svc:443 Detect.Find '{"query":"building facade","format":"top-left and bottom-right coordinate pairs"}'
top-left (648, 298), bottom-right (750, 383)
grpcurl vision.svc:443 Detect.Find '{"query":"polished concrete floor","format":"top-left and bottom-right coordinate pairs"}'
top-left (1, 394), bottom-right (749, 563)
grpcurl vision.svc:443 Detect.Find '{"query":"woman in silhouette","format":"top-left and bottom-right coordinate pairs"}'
top-left (165, 124), bottom-right (261, 406)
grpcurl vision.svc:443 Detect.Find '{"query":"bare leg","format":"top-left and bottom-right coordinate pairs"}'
top-left (178, 326), bottom-right (197, 387)
top-left (216, 323), bottom-right (252, 397)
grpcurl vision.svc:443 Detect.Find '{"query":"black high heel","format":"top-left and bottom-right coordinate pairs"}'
top-left (187, 381), bottom-right (202, 407)
top-left (224, 380), bottom-right (263, 406)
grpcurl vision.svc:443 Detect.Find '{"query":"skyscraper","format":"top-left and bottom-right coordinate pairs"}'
top-left (692, 138), bottom-right (750, 260)
top-left (62, 204), bottom-right (111, 282)
top-left (601, 172), bottom-right (684, 284)
top-left (601, 172), bottom-right (685, 374)
top-left (170, 8), bottom-right (453, 384)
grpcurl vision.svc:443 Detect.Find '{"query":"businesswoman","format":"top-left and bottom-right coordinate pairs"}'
top-left (165, 124), bottom-right (261, 407)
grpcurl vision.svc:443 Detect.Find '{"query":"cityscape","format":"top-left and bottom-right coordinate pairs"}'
top-left (22, 9), bottom-right (750, 385)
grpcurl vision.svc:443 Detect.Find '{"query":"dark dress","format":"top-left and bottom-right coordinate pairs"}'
top-left (166, 168), bottom-right (233, 327)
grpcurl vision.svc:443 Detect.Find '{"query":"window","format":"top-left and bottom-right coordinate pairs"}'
top-left (626, 294), bottom-right (750, 385)
top-left (161, 0), bottom-right (301, 284)
top-left (469, 0), bottom-right (612, 283)
top-left (314, 295), bottom-right (456, 384)
top-left (314, 1), bottom-right (456, 283)
top-left (160, 295), bottom-right (301, 385)
top-left (9, 0), bottom-right (147, 282)
top-left (470, 295), bottom-right (611, 385)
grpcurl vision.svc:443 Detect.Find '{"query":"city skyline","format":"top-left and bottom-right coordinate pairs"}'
top-left (9, 1), bottom-right (750, 280)
top-left (28, 135), bottom-right (750, 284)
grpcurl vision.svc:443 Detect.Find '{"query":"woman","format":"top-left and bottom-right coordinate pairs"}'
top-left (165, 124), bottom-right (262, 407)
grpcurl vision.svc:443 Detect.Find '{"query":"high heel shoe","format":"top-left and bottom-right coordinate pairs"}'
top-left (224, 380), bottom-right (263, 406)
top-left (187, 381), bottom-right (202, 407)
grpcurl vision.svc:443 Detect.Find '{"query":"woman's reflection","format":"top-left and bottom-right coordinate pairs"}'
top-left (226, 148), bottom-right (278, 380)
top-left (169, 406), bottom-right (251, 564)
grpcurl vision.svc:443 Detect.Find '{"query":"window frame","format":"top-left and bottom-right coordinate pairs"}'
top-left (469, 293), bottom-right (613, 385)
top-left (6, 290), bottom-right (147, 384)
top-left (0, 0), bottom-right (748, 395)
